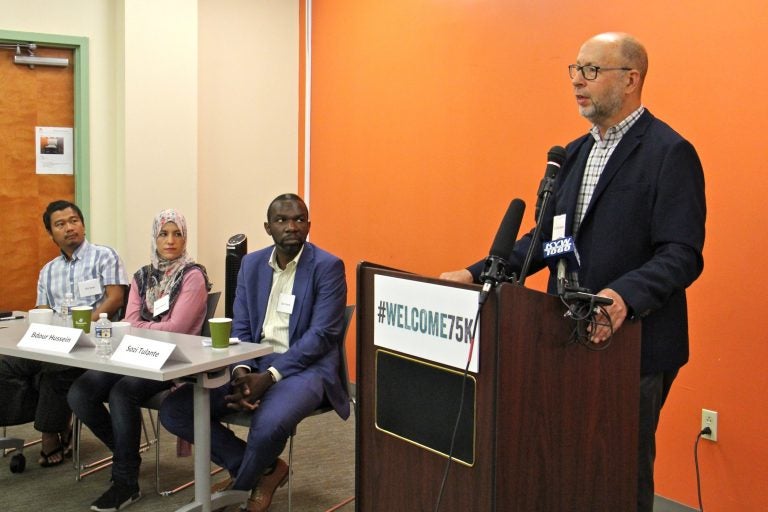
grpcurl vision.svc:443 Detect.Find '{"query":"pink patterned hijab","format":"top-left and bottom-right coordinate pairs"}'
top-left (145, 209), bottom-right (193, 313)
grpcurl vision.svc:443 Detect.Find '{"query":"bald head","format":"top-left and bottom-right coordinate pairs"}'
top-left (572, 32), bottom-right (647, 135)
top-left (586, 32), bottom-right (648, 81)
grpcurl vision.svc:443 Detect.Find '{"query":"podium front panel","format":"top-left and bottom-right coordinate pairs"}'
top-left (375, 349), bottom-right (476, 466)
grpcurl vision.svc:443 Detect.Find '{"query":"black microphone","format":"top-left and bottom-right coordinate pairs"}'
top-left (479, 198), bottom-right (526, 305)
top-left (518, 145), bottom-right (566, 286)
top-left (534, 146), bottom-right (567, 222)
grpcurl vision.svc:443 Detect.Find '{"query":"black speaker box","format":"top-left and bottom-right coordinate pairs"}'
top-left (225, 234), bottom-right (247, 319)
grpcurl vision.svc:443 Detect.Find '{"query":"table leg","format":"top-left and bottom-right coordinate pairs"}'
top-left (194, 380), bottom-right (212, 512)
top-left (175, 370), bottom-right (247, 512)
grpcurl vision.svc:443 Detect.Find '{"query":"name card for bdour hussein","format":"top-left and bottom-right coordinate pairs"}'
top-left (111, 335), bottom-right (176, 369)
top-left (18, 323), bottom-right (83, 353)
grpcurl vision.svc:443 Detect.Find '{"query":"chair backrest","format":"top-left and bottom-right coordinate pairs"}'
top-left (200, 291), bottom-right (222, 337)
top-left (111, 284), bottom-right (131, 321)
top-left (338, 305), bottom-right (355, 403)
top-left (222, 304), bottom-right (355, 430)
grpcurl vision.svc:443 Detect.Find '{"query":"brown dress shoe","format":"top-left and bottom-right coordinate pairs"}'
top-left (244, 458), bottom-right (289, 512)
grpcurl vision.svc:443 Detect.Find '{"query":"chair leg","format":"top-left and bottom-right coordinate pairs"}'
top-left (1, 426), bottom-right (28, 456)
top-left (151, 412), bottom-right (226, 496)
top-left (74, 415), bottom-right (84, 478)
top-left (74, 411), bottom-right (155, 481)
top-left (148, 409), bottom-right (162, 495)
top-left (1, 425), bottom-right (41, 457)
top-left (288, 431), bottom-right (294, 512)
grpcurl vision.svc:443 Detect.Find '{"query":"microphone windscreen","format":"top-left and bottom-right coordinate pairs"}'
top-left (545, 146), bottom-right (567, 178)
top-left (489, 198), bottom-right (526, 259)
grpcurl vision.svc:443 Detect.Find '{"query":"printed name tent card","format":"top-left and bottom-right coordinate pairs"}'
top-left (18, 323), bottom-right (83, 353)
top-left (111, 334), bottom-right (176, 370)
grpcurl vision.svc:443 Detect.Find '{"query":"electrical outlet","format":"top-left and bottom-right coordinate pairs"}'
top-left (701, 409), bottom-right (718, 441)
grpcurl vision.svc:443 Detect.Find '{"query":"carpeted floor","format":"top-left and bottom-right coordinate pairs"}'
top-left (1, 409), bottom-right (355, 512)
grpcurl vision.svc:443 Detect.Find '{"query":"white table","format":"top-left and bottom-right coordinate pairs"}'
top-left (0, 316), bottom-right (271, 512)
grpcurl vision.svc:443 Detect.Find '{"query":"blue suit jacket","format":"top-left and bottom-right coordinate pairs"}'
top-left (471, 110), bottom-right (706, 374)
top-left (232, 242), bottom-right (350, 419)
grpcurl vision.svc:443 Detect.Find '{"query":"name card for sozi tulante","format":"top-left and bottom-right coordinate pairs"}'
top-left (110, 335), bottom-right (176, 369)
top-left (18, 323), bottom-right (83, 353)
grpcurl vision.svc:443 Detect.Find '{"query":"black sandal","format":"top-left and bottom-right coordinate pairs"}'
top-left (39, 445), bottom-right (64, 467)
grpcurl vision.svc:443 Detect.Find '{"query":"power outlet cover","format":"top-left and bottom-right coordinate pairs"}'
top-left (701, 409), bottom-right (718, 441)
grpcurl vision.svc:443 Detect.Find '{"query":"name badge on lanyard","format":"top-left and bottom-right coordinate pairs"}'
top-left (154, 295), bottom-right (170, 316)
top-left (277, 293), bottom-right (295, 314)
top-left (552, 214), bottom-right (567, 239)
top-left (79, 278), bottom-right (102, 298)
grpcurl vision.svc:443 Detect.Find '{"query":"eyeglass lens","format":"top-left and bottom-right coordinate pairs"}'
top-left (569, 65), bottom-right (597, 80)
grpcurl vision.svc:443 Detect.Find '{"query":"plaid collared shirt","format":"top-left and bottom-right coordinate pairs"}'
top-left (36, 239), bottom-right (128, 312)
top-left (573, 106), bottom-right (645, 235)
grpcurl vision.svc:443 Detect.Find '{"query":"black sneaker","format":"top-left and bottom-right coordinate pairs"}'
top-left (90, 483), bottom-right (142, 512)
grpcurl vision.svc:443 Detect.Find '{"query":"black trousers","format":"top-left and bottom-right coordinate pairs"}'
top-left (637, 369), bottom-right (678, 512)
top-left (0, 355), bottom-right (83, 433)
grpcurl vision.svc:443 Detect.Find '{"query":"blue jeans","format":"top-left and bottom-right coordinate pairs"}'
top-left (159, 357), bottom-right (324, 491)
top-left (67, 370), bottom-right (172, 487)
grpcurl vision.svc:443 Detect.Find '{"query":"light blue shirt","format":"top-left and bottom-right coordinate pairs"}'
top-left (36, 238), bottom-right (129, 312)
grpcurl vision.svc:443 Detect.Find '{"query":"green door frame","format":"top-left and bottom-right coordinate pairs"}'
top-left (0, 30), bottom-right (91, 224)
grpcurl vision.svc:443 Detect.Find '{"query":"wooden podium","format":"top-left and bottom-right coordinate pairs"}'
top-left (355, 262), bottom-right (640, 511)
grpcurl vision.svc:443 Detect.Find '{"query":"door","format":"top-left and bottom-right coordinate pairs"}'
top-left (0, 45), bottom-right (75, 311)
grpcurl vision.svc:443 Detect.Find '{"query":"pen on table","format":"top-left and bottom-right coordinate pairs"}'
top-left (0, 315), bottom-right (24, 321)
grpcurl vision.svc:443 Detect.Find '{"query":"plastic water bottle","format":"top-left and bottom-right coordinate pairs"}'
top-left (94, 313), bottom-right (113, 357)
top-left (59, 292), bottom-right (74, 325)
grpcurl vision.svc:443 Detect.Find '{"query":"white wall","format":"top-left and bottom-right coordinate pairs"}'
top-left (0, 0), bottom-right (299, 305)
top-left (120, 0), bottom-right (199, 272)
top-left (198, 0), bottom-right (299, 304)
top-left (0, 0), bottom-right (120, 247)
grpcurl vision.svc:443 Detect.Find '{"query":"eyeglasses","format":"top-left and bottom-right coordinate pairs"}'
top-left (568, 64), bottom-right (632, 81)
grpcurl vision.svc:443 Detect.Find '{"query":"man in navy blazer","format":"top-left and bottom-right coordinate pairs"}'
top-left (442, 33), bottom-right (705, 512)
top-left (161, 193), bottom-right (348, 512)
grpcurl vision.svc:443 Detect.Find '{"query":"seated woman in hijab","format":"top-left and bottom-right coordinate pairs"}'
top-left (68, 209), bottom-right (210, 512)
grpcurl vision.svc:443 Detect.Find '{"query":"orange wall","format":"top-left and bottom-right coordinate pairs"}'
top-left (305, 1), bottom-right (768, 510)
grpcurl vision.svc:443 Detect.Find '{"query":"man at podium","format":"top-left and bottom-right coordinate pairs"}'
top-left (441, 32), bottom-right (706, 512)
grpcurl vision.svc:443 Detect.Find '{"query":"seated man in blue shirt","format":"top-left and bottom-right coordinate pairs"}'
top-left (160, 193), bottom-right (349, 512)
top-left (0, 200), bottom-right (128, 467)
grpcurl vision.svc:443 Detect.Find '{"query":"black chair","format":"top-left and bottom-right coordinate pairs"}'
top-left (200, 291), bottom-right (221, 338)
top-left (0, 427), bottom-right (33, 473)
top-left (221, 305), bottom-right (355, 511)
top-left (111, 284), bottom-right (130, 321)
top-left (1, 359), bottom-right (47, 473)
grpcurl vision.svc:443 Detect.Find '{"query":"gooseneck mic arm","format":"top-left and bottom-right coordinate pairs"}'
top-left (518, 194), bottom-right (552, 286)
top-left (518, 146), bottom-right (566, 285)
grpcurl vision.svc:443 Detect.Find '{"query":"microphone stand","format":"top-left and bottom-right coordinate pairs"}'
top-left (518, 178), bottom-right (555, 286)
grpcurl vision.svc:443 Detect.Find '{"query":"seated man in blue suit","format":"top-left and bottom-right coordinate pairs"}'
top-left (160, 193), bottom-right (349, 512)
